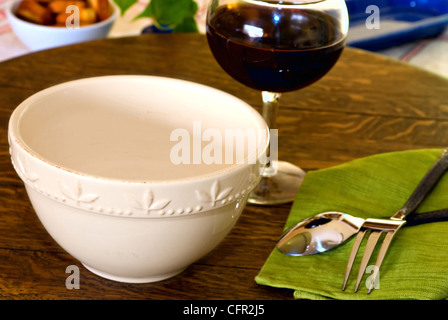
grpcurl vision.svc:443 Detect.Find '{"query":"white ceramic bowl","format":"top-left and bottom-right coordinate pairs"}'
top-left (6, 0), bottom-right (118, 51)
top-left (8, 75), bottom-right (268, 283)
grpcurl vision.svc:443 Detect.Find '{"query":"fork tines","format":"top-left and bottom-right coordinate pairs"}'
top-left (342, 218), bottom-right (406, 293)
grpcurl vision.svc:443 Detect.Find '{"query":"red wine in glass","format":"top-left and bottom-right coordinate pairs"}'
top-left (206, 0), bottom-right (348, 204)
top-left (207, 4), bottom-right (345, 92)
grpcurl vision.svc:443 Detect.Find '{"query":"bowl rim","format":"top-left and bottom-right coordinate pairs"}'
top-left (8, 75), bottom-right (269, 186)
top-left (6, 0), bottom-right (119, 31)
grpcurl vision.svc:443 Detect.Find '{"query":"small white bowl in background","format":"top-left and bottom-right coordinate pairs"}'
top-left (8, 75), bottom-right (268, 283)
top-left (6, 0), bottom-right (118, 51)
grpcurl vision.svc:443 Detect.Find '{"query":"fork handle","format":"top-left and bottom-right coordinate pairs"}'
top-left (392, 148), bottom-right (448, 220)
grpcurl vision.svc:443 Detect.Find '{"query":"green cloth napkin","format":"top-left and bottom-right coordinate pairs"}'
top-left (255, 149), bottom-right (448, 300)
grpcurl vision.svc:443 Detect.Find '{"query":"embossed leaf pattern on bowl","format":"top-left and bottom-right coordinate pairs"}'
top-left (126, 190), bottom-right (171, 214)
top-left (195, 180), bottom-right (233, 207)
top-left (59, 180), bottom-right (99, 205)
top-left (16, 156), bottom-right (39, 183)
top-left (12, 149), bottom-right (249, 217)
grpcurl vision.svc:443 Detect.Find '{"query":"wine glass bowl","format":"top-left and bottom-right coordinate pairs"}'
top-left (206, 0), bottom-right (349, 204)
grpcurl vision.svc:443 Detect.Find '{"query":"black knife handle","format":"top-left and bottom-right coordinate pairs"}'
top-left (393, 148), bottom-right (448, 220)
top-left (405, 209), bottom-right (448, 227)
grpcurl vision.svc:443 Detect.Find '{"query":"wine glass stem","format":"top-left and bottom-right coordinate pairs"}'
top-left (261, 91), bottom-right (281, 176)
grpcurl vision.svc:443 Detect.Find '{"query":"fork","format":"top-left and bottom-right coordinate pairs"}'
top-left (342, 148), bottom-right (448, 293)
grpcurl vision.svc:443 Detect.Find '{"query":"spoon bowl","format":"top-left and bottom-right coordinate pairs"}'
top-left (277, 212), bottom-right (365, 256)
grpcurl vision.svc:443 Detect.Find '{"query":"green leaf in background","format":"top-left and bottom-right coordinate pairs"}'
top-left (114, 0), bottom-right (138, 14)
top-left (173, 16), bottom-right (199, 33)
top-left (114, 0), bottom-right (199, 33)
top-left (149, 0), bottom-right (197, 26)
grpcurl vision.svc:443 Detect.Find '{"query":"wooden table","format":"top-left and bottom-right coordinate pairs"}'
top-left (0, 33), bottom-right (448, 300)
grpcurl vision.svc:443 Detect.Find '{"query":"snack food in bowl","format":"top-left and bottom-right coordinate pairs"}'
top-left (6, 0), bottom-right (117, 51)
top-left (8, 75), bottom-right (269, 283)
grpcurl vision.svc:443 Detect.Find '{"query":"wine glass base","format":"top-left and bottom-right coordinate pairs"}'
top-left (248, 161), bottom-right (306, 205)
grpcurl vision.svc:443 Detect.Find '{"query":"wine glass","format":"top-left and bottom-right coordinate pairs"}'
top-left (206, 0), bottom-right (349, 205)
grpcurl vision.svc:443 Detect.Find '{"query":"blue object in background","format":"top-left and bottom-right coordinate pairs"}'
top-left (345, 0), bottom-right (448, 51)
top-left (141, 24), bottom-right (173, 34)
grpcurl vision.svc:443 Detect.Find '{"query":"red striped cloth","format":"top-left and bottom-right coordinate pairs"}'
top-left (0, 0), bottom-right (11, 34)
top-left (400, 31), bottom-right (448, 63)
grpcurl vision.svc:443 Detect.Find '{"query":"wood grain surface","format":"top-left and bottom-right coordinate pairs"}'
top-left (0, 33), bottom-right (447, 300)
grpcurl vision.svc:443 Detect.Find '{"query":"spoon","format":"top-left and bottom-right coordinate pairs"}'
top-left (277, 148), bottom-right (448, 256)
top-left (276, 209), bottom-right (448, 256)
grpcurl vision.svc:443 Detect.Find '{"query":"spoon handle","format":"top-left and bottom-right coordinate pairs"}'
top-left (392, 148), bottom-right (448, 220)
